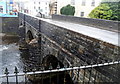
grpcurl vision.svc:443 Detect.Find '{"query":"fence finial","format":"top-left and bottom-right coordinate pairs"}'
top-left (57, 62), bottom-right (60, 69)
top-left (23, 67), bottom-right (27, 73)
top-left (14, 66), bottom-right (19, 74)
top-left (49, 63), bottom-right (53, 70)
top-left (4, 68), bottom-right (9, 75)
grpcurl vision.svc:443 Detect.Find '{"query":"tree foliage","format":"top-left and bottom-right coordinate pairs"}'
top-left (89, 2), bottom-right (120, 21)
top-left (60, 4), bottom-right (75, 16)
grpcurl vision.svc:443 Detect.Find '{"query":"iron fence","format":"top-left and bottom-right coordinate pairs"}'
top-left (0, 60), bottom-right (120, 84)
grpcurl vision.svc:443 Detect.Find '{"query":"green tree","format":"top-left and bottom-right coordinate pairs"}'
top-left (60, 4), bottom-right (75, 16)
top-left (89, 2), bottom-right (120, 21)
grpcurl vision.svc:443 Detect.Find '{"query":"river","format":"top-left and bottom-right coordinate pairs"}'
top-left (0, 33), bottom-right (25, 82)
top-left (0, 33), bottom-right (73, 84)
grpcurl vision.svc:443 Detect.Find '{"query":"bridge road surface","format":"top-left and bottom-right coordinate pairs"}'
top-left (40, 18), bottom-right (119, 46)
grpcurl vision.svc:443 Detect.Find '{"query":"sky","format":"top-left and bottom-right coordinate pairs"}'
top-left (14, 0), bottom-right (29, 2)
top-left (0, 0), bottom-right (28, 2)
top-left (13, 0), bottom-right (50, 2)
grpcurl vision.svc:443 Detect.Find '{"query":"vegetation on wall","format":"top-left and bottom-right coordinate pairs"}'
top-left (89, 2), bottom-right (120, 21)
top-left (60, 4), bottom-right (75, 16)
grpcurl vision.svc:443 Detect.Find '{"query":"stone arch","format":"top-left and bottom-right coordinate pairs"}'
top-left (20, 22), bottom-right (23, 26)
top-left (41, 54), bottom-right (74, 84)
top-left (42, 54), bottom-right (64, 70)
top-left (27, 30), bottom-right (34, 42)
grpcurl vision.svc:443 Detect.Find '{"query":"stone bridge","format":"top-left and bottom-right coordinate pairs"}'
top-left (18, 13), bottom-right (120, 82)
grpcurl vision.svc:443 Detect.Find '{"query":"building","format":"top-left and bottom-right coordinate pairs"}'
top-left (0, 0), bottom-right (17, 15)
top-left (21, 0), bottom-right (50, 17)
top-left (49, 0), bottom-right (57, 15)
top-left (57, 0), bottom-right (101, 17)
top-left (0, 0), bottom-right (6, 14)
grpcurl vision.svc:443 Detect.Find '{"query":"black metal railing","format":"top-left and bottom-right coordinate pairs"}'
top-left (0, 60), bottom-right (120, 84)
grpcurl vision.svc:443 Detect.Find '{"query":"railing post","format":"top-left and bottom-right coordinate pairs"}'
top-left (94, 62), bottom-right (99, 84)
top-left (77, 69), bottom-right (79, 82)
top-left (99, 73), bottom-right (103, 83)
top-left (32, 68), bottom-right (36, 83)
top-left (49, 63), bottom-right (53, 84)
top-left (93, 57), bottom-right (100, 83)
top-left (41, 64), bottom-right (44, 84)
top-left (14, 67), bottom-right (19, 84)
top-left (64, 71), bottom-right (67, 84)
top-left (64, 65), bottom-right (67, 84)
top-left (82, 65), bottom-right (86, 84)
top-left (83, 59), bottom-right (87, 84)
top-left (88, 60), bottom-right (93, 84)
top-left (57, 62), bottom-right (60, 84)
top-left (118, 60), bottom-right (120, 83)
top-left (23, 67), bottom-right (27, 84)
top-left (4, 68), bottom-right (9, 84)
top-left (69, 65), bottom-right (73, 78)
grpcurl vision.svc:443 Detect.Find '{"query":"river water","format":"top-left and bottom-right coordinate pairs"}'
top-left (0, 34), bottom-right (25, 83)
top-left (0, 33), bottom-right (73, 84)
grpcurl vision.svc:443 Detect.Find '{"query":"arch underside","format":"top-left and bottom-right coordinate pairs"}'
top-left (42, 54), bottom-right (64, 70)
top-left (27, 30), bottom-right (34, 42)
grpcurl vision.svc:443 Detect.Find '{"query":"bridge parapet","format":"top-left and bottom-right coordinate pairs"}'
top-left (19, 13), bottom-right (40, 31)
top-left (52, 14), bottom-right (120, 32)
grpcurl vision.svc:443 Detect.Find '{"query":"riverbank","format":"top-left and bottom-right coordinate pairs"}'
top-left (0, 33), bottom-right (5, 37)
top-left (0, 33), bottom-right (19, 45)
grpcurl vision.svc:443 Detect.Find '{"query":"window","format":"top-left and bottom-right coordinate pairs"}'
top-left (40, 9), bottom-right (43, 12)
top-left (91, 0), bottom-right (95, 6)
top-left (34, 2), bottom-right (35, 4)
top-left (71, 0), bottom-right (75, 5)
top-left (34, 6), bottom-right (36, 9)
top-left (80, 12), bottom-right (84, 17)
top-left (39, 2), bottom-right (40, 4)
top-left (45, 7), bottom-right (47, 10)
top-left (0, 6), bottom-right (3, 13)
top-left (38, 7), bottom-right (40, 10)
top-left (46, 2), bottom-right (47, 5)
top-left (82, 0), bottom-right (86, 6)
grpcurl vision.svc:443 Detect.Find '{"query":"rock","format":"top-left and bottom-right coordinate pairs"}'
top-left (29, 38), bottom-right (38, 45)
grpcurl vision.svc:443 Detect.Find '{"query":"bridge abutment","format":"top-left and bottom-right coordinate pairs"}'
top-left (0, 17), bottom-right (19, 34)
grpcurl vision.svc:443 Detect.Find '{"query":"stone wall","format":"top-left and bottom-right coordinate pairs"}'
top-left (19, 13), bottom-right (120, 83)
top-left (40, 20), bottom-right (120, 83)
top-left (52, 14), bottom-right (120, 32)
top-left (1, 17), bottom-right (19, 34)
